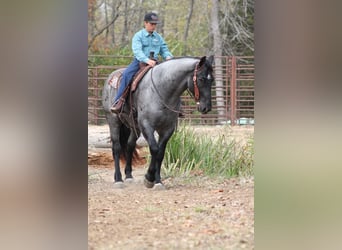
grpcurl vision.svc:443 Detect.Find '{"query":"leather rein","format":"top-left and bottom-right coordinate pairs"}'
top-left (192, 62), bottom-right (200, 104)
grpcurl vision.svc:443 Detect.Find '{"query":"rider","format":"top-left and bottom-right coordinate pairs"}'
top-left (111, 12), bottom-right (173, 113)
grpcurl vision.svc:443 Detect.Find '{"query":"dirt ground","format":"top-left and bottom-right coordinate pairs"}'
top-left (88, 125), bottom-right (254, 250)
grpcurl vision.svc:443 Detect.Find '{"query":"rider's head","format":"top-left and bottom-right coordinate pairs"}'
top-left (144, 12), bottom-right (159, 33)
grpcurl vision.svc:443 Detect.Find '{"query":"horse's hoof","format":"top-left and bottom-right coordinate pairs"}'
top-left (153, 183), bottom-right (166, 190)
top-left (113, 181), bottom-right (125, 189)
top-left (144, 178), bottom-right (154, 188)
top-left (125, 178), bottom-right (134, 184)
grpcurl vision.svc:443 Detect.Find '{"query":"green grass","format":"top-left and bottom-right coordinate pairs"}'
top-left (162, 125), bottom-right (254, 178)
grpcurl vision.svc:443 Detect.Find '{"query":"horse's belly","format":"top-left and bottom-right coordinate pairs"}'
top-left (138, 110), bottom-right (177, 129)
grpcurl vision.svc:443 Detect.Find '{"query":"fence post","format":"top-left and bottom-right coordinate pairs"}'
top-left (230, 56), bottom-right (237, 125)
top-left (225, 56), bottom-right (230, 122)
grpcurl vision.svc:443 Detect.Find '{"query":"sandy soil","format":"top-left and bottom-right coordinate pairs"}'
top-left (88, 125), bottom-right (254, 250)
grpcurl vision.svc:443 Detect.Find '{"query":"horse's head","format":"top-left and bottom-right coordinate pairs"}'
top-left (190, 56), bottom-right (214, 114)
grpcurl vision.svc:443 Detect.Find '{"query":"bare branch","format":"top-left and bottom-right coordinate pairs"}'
top-left (88, 1), bottom-right (122, 49)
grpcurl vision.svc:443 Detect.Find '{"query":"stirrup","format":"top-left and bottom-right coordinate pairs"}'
top-left (110, 99), bottom-right (124, 114)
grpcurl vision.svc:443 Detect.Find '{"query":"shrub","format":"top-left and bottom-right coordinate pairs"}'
top-left (163, 125), bottom-right (254, 178)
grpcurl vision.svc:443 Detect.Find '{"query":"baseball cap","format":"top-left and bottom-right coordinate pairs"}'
top-left (144, 12), bottom-right (160, 24)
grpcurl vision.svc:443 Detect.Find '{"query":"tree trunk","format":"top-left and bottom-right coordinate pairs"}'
top-left (121, 0), bottom-right (128, 45)
top-left (104, 0), bottom-right (109, 40)
top-left (210, 0), bottom-right (225, 121)
top-left (132, 0), bottom-right (145, 34)
top-left (183, 0), bottom-right (194, 55)
top-left (158, 0), bottom-right (168, 37)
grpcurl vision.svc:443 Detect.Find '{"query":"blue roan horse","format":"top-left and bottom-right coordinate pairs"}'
top-left (102, 56), bottom-right (214, 189)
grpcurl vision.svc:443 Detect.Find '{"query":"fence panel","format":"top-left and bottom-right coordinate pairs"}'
top-left (232, 56), bottom-right (255, 125)
top-left (88, 56), bottom-right (254, 125)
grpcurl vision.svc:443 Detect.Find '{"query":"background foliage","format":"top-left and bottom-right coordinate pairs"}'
top-left (88, 0), bottom-right (254, 58)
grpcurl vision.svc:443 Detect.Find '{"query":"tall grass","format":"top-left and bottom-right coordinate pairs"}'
top-left (162, 125), bottom-right (254, 178)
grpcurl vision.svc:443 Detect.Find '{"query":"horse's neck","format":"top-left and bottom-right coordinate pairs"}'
top-left (153, 59), bottom-right (197, 98)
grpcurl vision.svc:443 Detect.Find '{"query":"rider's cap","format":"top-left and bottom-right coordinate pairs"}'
top-left (144, 12), bottom-right (160, 24)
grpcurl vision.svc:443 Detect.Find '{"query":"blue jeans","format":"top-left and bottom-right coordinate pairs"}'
top-left (114, 58), bottom-right (140, 103)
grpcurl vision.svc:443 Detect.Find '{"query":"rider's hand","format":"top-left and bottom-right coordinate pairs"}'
top-left (146, 59), bottom-right (157, 67)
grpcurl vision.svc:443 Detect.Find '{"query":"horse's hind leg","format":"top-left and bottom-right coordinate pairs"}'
top-left (112, 138), bottom-right (123, 183)
top-left (107, 115), bottom-right (123, 183)
top-left (124, 130), bottom-right (139, 180)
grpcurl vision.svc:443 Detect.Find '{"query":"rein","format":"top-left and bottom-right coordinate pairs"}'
top-left (150, 61), bottom-right (202, 115)
top-left (150, 67), bottom-right (182, 114)
top-left (192, 62), bottom-right (200, 103)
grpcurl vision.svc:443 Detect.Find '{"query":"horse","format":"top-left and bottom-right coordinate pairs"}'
top-left (102, 56), bottom-right (214, 189)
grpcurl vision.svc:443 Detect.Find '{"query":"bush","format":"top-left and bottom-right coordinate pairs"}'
top-left (163, 125), bottom-right (254, 178)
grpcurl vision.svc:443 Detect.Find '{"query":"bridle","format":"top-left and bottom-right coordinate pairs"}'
top-left (192, 62), bottom-right (201, 104)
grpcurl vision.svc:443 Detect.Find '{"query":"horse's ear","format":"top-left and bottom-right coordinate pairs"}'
top-left (208, 55), bottom-right (214, 65)
top-left (198, 56), bottom-right (206, 67)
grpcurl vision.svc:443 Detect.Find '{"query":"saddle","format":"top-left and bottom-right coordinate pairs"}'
top-left (132, 63), bottom-right (153, 91)
top-left (108, 63), bottom-right (152, 91)
top-left (107, 64), bottom-right (153, 129)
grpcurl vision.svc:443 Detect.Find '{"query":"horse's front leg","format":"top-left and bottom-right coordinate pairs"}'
top-left (144, 142), bottom-right (158, 188)
top-left (140, 125), bottom-right (158, 188)
top-left (154, 129), bottom-right (175, 187)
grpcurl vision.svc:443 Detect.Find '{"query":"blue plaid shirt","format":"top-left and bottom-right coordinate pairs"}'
top-left (132, 29), bottom-right (173, 63)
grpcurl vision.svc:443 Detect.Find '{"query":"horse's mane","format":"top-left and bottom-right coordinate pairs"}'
top-left (172, 56), bottom-right (201, 60)
top-left (157, 56), bottom-right (201, 65)
top-left (156, 56), bottom-right (214, 75)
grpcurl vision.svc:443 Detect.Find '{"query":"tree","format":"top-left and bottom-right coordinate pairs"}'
top-left (87, 0), bottom-right (254, 56)
top-left (88, 0), bottom-right (122, 50)
top-left (182, 0), bottom-right (194, 55)
top-left (211, 0), bottom-right (225, 119)
top-left (220, 0), bottom-right (254, 56)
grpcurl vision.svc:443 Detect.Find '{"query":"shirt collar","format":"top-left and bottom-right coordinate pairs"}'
top-left (142, 29), bottom-right (155, 37)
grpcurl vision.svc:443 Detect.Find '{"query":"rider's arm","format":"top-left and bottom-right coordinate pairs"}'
top-left (158, 35), bottom-right (173, 60)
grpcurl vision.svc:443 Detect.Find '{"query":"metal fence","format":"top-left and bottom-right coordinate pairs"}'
top-left (88, 55), bottom-right (254, 126)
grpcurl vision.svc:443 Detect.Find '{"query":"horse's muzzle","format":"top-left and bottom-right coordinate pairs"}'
top-left (198, 104), bottom-right (211, 114)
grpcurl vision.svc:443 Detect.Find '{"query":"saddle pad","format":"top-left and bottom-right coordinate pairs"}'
top-left (108, 68), bottom-right (126, 88)
top-left (107, 65), bottom-right (152, 92)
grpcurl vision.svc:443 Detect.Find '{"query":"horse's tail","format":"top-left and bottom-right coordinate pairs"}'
top-left (119, 124), bottom-right (144, 165)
